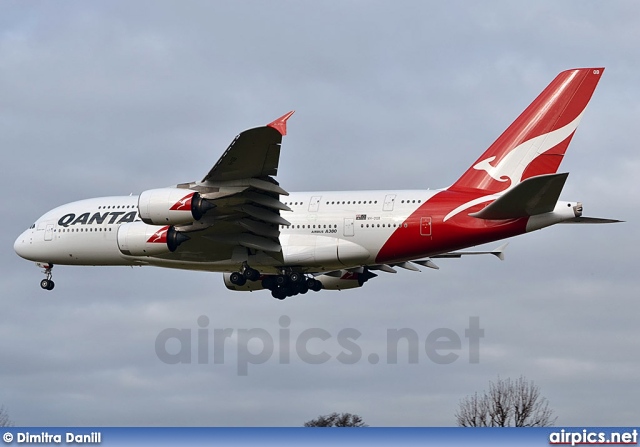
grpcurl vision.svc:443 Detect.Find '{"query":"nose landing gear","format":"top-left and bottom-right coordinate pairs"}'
top-left (37, 263), bottom-right (55, 290)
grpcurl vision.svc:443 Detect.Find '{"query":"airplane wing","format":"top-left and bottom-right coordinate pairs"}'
top-left (201, 111), bottom-right (294, 183)
top-left (157, 112), bottom-right (295, 264)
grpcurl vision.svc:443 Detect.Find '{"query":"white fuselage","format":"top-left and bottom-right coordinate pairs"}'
top-left (14, 190), bottom-right (441, 273)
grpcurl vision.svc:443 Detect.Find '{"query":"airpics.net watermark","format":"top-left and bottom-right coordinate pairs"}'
top-left (155, 316), bottom-right (484, 375)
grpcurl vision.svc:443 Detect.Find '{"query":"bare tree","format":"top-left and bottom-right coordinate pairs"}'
top-left (456, 376), bottom-right (556, 427)
top-left (0, 406), bottom-right (14, 427)
top-left (304, 412), bottom-right (368, 427)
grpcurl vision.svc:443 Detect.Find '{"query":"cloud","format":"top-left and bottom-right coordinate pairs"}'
top-left (1, 0), bottom-right (638, 427)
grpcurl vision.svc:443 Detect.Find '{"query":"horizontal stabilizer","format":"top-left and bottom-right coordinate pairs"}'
top-left (432, 243), bottom-right (508, 261)
top-left (560, 217), bottom-right (623, 224)
top-left (471, 173), bottom-right (569, 220)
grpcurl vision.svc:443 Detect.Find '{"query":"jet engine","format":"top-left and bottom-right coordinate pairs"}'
top-left (117, 221), bottom-right (189, 256)
top-left (138, 188), bottom-right (215, 226)
top-left (314, 269), bottom-right (377, 290)
top-left (223, 273), bottom-right (266, 291)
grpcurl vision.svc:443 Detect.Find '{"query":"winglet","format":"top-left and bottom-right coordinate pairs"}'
top-left (267, 111), bottom-right (295, 136)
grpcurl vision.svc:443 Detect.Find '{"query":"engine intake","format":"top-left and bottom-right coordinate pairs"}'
top-left (138, 188), bottom-right (215, 226)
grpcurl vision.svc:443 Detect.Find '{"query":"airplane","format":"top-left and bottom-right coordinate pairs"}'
top-left (14, 67), bottom-right (620, 299)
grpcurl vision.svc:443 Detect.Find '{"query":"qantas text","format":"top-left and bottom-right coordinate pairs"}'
top-left (57, 211), bottom-right (140, 227)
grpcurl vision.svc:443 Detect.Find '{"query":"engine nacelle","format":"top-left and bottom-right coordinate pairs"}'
top-left (117, 222), bottom-right (189, 256)
top-left (138, 188), bottom-right (215, 226)
top-left (315, 269), bottom-right (377, 291)
top-left (223, 273), bottom-right (266, 291)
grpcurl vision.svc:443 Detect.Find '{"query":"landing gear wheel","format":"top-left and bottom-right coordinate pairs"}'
top-left (261, 276), bottom-right (277, 290)
top-left (271, 287), bottom-right (287, 300)
top-left (310, 279), bottom-right (322, 292)
top-left (289, 272), bottom-right (303, 283)
top-left (306, 277), bottom-right (323, 291)
top-left (243, 267), bottom-right (260, 282)
top-left (40, 279), bottom-right (54, 290)
top-left (230, 272), bottom-right (246, 286)
top-left (275, 275), bottom-right (289, 286)
top-left (39, 264), bottom-right (55, 291)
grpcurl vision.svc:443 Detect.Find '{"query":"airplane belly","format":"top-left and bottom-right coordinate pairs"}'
top-left (49, 231), bottom-right (131, 265)
top-left (281, 234), bottom-right (370, 270)
top-left (337, 238), bottom-right (370, 265)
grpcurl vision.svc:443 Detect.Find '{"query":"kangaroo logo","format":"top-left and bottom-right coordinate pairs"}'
top-left (473, 111), bottom-right (585, 188)
top-left (148, 226), bottom-right (169, 243)
top-left (170, 193), bottom-right (195, 211)
top-left (444, 111), bottom-right (586, 223)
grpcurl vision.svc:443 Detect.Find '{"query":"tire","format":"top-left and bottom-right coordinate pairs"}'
top-left (311, 279), bottom-right (323, 292)
top-left (244, 267), bottom-right (260, 282)
top-left (47, 281), bottom-right (55, 290)
top-left (275, 275), bottom-right (289, 286)
top-left (40, 279), bottom-right (50, 290)
top-left (289, 272), bottom-right (302, 283)
top-left (261, 276), bottom-right (277, 290)
top-left (271, 287), bottom-right (286, 300)
top-left (230, 272), bottom-right (246, 286)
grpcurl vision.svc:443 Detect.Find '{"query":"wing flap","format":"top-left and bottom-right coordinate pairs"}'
top-left (368, 264), bottom-right (398, 273)
top-left (235, 204), bottom-right (291, 226)
top-left (242, 191), bottom-right (292, 211)
top-left (237, 218), bottom-right (281, 238)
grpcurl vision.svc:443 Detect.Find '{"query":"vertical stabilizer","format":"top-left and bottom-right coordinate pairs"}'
top-left (450, 68), bottom-right (604, 193)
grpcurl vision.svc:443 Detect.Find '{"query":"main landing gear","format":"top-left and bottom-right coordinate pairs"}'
top-left (265, 275), bottom-right (323, 300)
top-left (228, 264), bottom-right (261, 287)
top-left (38, 263), bottom-right (55, 290)
top-left (227, 264), bottom-right (323, 300)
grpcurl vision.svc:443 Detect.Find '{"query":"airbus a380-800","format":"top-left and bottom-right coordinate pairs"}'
top-left (14, 67), bottom-right (619, 299)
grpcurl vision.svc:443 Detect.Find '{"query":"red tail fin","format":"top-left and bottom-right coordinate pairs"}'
top-left (450, 68), bottom-right (604, 193)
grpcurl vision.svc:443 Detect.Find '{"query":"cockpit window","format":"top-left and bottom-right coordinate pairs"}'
top-left (30, 223), bottom-right (35, 229)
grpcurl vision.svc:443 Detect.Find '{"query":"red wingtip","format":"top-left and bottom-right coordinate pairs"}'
top-left (267, 110), bottom-right (295, 136)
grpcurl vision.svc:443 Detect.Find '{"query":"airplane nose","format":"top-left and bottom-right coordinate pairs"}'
top-left (14, 230), bottom-right (31, 260)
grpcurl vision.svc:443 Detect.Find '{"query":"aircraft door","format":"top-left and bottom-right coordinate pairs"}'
top-left (383, 194), bottom-right (396, 211)
top-left (309, 196), bottom-right (322, 212)
top-left (344, 218), bottom-right (354, 237)
top-left (44, 224), bottom-right (54, 241)
top-left (420, 217), bottom-right (432, 236)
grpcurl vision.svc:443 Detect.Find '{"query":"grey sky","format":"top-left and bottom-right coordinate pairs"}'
top-left (1, 1), bottom-right (638, 426)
